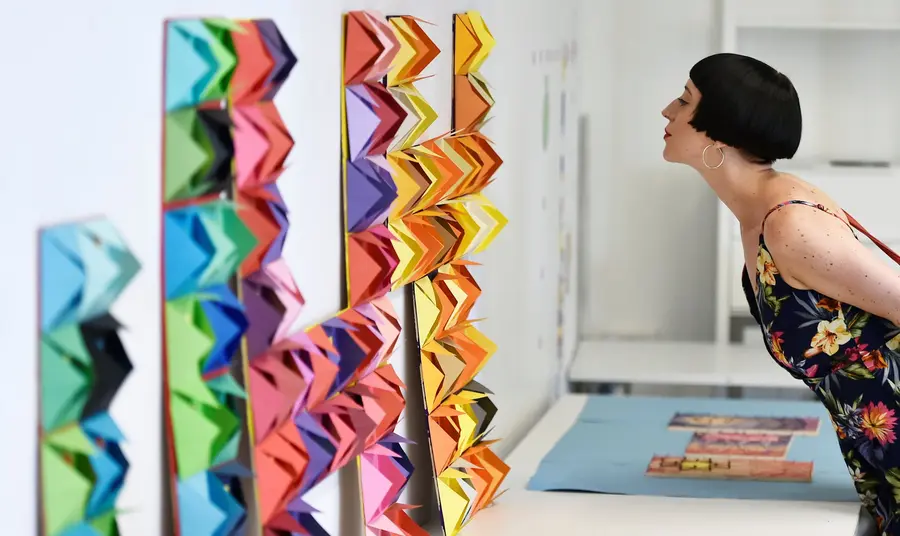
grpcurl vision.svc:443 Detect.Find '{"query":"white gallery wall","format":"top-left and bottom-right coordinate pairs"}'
top-left (579, 0), bottom-right (721, 343)
top-left (580, 0), bottom-right (900, 345)
top-left (0, 0), bottom-right (580, 534)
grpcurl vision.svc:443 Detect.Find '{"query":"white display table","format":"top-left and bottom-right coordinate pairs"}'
top-left (461, 395), bottom-right (866, 536)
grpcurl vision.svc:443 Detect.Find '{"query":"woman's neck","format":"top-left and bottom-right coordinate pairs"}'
top-left (699, 156), bottom-right (777, 227)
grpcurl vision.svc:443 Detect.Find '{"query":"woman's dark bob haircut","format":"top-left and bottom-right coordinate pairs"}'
top-left (689, 53), bottom-right (802, 166)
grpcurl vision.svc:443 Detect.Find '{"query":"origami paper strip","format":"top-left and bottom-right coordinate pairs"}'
top-left (313, 307), bottom-right (399, 395)
top-left (230, 19), bottom-right (297, 104)
top-left (44, 316), bottom-right (134, 436)
top-left (379, 13), bottom-right (507, 536)
top-left (360, 437), bottom-right (427, 536)
top-left (414, 267), bottom-right (498, 415)
top-left (249, 297), bottom-right (414, 536)
top-left (448, 133), bottom-right (502, 197)
top-left (233, 101), bottom-right (294, 191)
top-left (351, 365), bottom-right (428, 536)
top-left (388, 84), bottom-right (438, 153)
top-left (346, 83), bottom-right (408, 161)
top-left (347, 156), bottom-right (398, 233)
top-left (386, 16), bottom-right (439, 86)
top-left (454, 72), bottom-right (494, 133)
top-left (38, 218), bottom-right (140, 536)
top-left (236, 183), bottom-right (290, 275)
top-left (441, 193), bottom-right (508, 256)
top-left (41, 415), bottom-right (130, 536)
top-left (428, 261), bottom-right (482, 337)
top-left (177, 470), bottom-right (246, 536)
top-left (434, 442), bottom-right (508, 536)
top-left (163, 16), bottom-right (299, 536)
top-left (347, 194), bottom-right (506, 306)
top-left (406, 196), bottom-right (506, 280)
top-left (256, 19), bottom-right (298, 101)
top-left (422, 391), bottom-right (508, 535)
top-left (242, 258), bottom-right (305, 359)
top-left (387, 133), bottom-right (502, 219)
top-left (165, 19), bottom-right (238, 112)
top-left (347, 226), bottom-right (400, 306)
top-left (344, 11), bottom-right (400, 85)
top-left (40, 219), bottom-right (141, 332)
top-left (387, 149), bottom-right (438, 218)
top-left (388, 144), bottom-right (456, 218)
top-left (164, 107), bottom-right (235, 202)
top-left (454, 12), bottom-right (495, 76)
top-left (253, 417), bottom-right (310, 528)
top-left (165, 285), bottom-right (247, 479)
top-left (163, 200), bottom-right (257, 300)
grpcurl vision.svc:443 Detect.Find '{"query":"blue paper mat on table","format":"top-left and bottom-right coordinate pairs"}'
top-left (526, 395), bottom-right (858, 502)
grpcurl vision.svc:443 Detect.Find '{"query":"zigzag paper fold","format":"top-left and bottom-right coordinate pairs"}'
top-left (162, 17), bottom-right (298, 536)
top-left (38, 218), bottom-right (141, 536)
top-left (247, 296), bottom-right (426, 536)
top-left (453, 12), bottom-right (495, 132)
top-left (409, 13), bottom-right (509, 536)
top-left (346, 193), bottom-right (507, 305)
top-left (341, 11), bottom-right (434, 536)
top-left (413, 262), bottom-right (508, 535)
top-left (342, 11), bottom-right (508, 536)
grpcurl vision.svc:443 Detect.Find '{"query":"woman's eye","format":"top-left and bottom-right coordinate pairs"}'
top-left (677, 98), bottom-right (687, 106)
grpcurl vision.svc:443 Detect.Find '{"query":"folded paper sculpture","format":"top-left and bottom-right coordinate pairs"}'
top-left (453, 12), bottom-right (495, 133)
top-left (39, 218), bottom-right (141, 536)
top-left (342, 10), bottom-right (508, 536)
top-left (342, 11), bottom-right (432, 536)
top-left (411, 13), bottom-right (509, 535)
top-left (250, 297), bottom-right (425, 535)
top-left (414, 262), bottom-right (508, 534)
top-left (162, 17), bottom-right (298, 536)
top-left (343, 12), bottom-right (506, 307)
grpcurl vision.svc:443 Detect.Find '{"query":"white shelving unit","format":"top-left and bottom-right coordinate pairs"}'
top-left (715, 0), bottom-right (900, 345)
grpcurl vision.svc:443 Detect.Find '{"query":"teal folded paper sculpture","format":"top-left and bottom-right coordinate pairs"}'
top-left (38, 217), bottom-right (141, 536)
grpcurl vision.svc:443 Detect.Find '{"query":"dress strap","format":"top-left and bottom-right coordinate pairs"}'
top-left (760, 200), bottom-right (856, 235)
top-left (845, 211), bottom-right (900, 265)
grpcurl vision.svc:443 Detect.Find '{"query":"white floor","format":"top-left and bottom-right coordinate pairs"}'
top-left (460, 394), bottom-right (866, 536)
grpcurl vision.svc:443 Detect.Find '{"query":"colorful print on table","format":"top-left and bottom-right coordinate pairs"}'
top-left (38, 218), bottom-right (141, 536)
top-left (162, 17), bottom-right (298, 536)
top-left (645, 455), bottom-right (813, 483)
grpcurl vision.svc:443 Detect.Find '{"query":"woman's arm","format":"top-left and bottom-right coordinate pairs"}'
top-left (764, 205), bottom-right (900, 326)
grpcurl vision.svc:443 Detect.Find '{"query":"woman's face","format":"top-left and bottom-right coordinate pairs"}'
top-left (661, 80), bottom-right (714, 167)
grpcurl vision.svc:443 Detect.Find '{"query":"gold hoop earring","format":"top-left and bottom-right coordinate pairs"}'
top-left (702, 144), bottom-right (725, 169)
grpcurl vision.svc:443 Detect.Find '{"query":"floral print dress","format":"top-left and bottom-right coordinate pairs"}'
top-left (742, 200), bottom-right (900, 535)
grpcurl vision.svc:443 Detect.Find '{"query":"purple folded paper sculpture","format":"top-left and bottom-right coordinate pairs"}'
top-left (256, 19), bottom-right (297, 101)
top-left (346, 156), bottom-right (398, 232)
top-left (241, 258), bottom-right (305, 359)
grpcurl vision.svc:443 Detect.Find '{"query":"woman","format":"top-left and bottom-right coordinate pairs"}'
top-left (661, 52), bottom-right (900, 533)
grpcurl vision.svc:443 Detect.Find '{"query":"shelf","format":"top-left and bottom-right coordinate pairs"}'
top-left (569, 340), bottom-right (808, 390)
top-left (737, 21), bottom-right (900, 32)
top-left (724, 0), bottom-right (900, 35)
